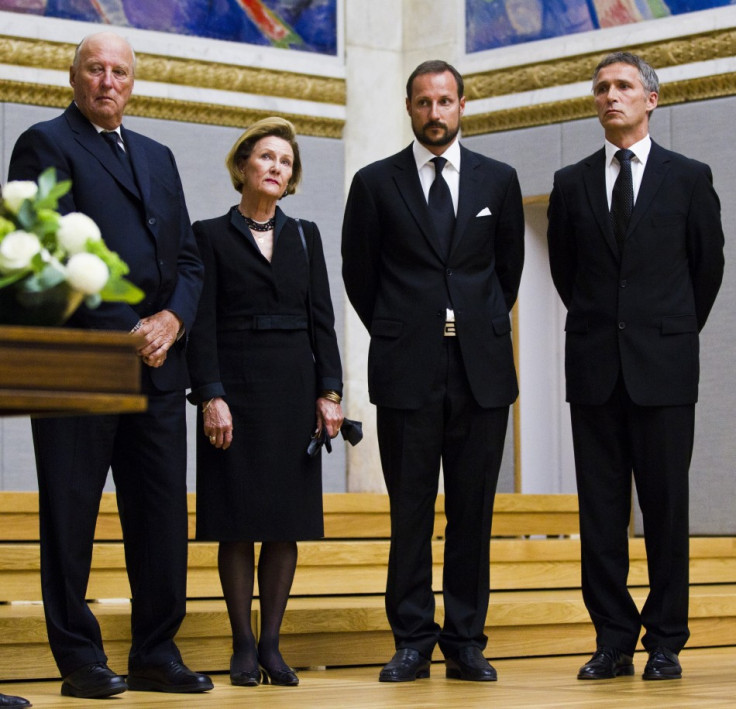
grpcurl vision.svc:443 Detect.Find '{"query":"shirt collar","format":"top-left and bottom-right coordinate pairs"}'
top-left (412, 137), bottom-right (461, 173)
top-left (605, 135), bottom-right (651, 166)
top-left (75, 104), bottom-right (124, 138)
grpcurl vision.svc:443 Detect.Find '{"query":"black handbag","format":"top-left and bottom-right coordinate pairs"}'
top-left (296, 219), bottom-right (363, 457)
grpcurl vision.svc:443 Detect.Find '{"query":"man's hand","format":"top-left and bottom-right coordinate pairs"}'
top-left (133, 310), bottom-right (181, 368)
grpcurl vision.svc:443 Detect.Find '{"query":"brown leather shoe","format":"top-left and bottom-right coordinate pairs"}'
top-left (577, 647), bottom-right (634, 679)
top-left (378, 649), bottom-right (430, 682)
top-left (643, 647), bottom-right (682, 680)
top-left (445, 646), bottom-right (497, 681)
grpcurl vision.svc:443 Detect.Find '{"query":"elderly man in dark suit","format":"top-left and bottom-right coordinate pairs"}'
top-left (547, 51), bottom-right (724, 682)
top-left (342, 60), bottom-right (524, 683)
top-left (8, 32), bottom-right (210, 699)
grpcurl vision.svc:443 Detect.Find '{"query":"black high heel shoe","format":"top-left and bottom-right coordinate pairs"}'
top-left (260, 662), bottom-right (299, 686)
top-left (230, 655), bottom-right (262, 687)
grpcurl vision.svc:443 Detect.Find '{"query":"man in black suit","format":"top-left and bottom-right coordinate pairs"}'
top-left (8, 32), bottom-right (210, 698)
top-left (547, 52), bottom-right (724, 681)
top-left (342, 60), bottom-right (524, 683)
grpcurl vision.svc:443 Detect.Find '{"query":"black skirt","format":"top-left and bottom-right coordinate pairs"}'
top-left (195, 328), bottom-right (323, 541)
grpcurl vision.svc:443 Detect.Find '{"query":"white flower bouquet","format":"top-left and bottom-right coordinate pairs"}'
top-left (0, 167), bottom-right (143, 325)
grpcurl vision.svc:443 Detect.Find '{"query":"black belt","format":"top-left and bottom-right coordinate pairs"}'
top-left (217, 315), bottom-right (309, 332)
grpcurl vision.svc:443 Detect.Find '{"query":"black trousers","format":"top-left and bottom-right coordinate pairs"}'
top-left (377, 338), bottom-right (510, 659)
top-left (571, 376), bottom-right (694, 657)
top-left (32, 390), bottom-right (188, 677)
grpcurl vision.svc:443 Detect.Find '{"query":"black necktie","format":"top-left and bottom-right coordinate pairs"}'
top-left (101, 131), bottom-right (132, 176)
top-left (428, 156), bottom-right (455, 258)
top-left (610, 148), bottom-right (634, 251)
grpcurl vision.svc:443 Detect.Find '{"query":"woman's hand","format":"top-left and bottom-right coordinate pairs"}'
top-left (203, 397), bottom-right (233, 450)
top-left (316, 398), bottom-right (343, 439)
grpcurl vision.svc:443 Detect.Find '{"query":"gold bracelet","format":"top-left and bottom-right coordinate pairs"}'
top-left (202, 398), bottom-right (214, 413)
top-left (320, 390), bottom-right (342, 404)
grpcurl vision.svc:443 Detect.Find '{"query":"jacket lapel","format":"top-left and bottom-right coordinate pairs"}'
top-left (121, 126), bottom-right (149, 203)
top-left (626, 141), bottom-right (669, 240)
top-left (391, 144), bottom-right (446, 260)
top-left (583, 148), bottom-right (619, 258)
top-left (65, 103), bottom-right (140, 199)
top-left (450, 146), bottom-right (482, 256)
top-left (229, 206), bottom-right (260, 254)
top-left (273, 206), bottom-right (288, 249)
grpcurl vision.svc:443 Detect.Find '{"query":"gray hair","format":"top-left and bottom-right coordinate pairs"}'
top-left (72, 32), bottom-right (137, 75)
top-left (592, 51), bottom-right (659, 95)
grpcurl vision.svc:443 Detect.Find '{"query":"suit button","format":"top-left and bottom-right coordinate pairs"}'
top-left (618, 321), bottom-right (626, 330)
top-left (446, 269), bottom-right (453, 276)
top-left (148, 217), bottom-right (156, 226)
top-left (620, 279), bottom-right (627, 288)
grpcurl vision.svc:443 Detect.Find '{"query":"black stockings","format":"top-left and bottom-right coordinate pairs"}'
top-left (218, 540), bottom-right (298, 673)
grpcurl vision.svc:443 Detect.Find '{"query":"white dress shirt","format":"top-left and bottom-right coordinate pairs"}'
top-left (605, 135), bottom-right (651, 209)
top-left (412, 138), bottom-right (461, 321)
top-left (412, 138), bottom-right (461, 215)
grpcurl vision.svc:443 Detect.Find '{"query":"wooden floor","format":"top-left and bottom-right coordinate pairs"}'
top-left (2, 647), bottom-right (735, 708)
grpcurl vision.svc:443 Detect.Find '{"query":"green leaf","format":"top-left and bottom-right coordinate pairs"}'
top-left (87, 240), bottom-right (130, 279)
top-left (35, 167), bottom-right (56, 200)
top-left (21, 264), bottom-right (66, 291)
top-left (33, 168), bottom-right (71, 211)
top-left (99, 277), bottom-right (145, 304)
top-left (0, 217), bottom-right (15, 238)
top-left (15, 201), bottom-right (36, 232)
top-left (0, 270), bottom-right (31, 289)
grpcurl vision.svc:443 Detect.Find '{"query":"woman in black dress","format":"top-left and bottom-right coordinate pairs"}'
top-left (187, 117), bottom-right (343, 687)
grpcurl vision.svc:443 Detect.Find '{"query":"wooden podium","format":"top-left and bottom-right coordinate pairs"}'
top-left (0, 325), bottom-right (146, 417)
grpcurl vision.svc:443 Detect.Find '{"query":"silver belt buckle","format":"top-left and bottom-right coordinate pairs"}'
top-left (444, 322), bottom-right (456, 337)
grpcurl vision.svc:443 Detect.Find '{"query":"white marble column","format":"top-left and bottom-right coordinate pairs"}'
top-left (343, 0), bottom-right (463, 491)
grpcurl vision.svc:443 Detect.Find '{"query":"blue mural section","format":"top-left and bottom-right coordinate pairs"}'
top-left (0, 0), bottom-right (337, 55)
top-left (466, 0), bottom-right (736, 51)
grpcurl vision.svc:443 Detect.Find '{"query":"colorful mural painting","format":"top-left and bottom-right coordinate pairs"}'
top-left (466, 0), bottom-right (736, 51)
top-left (0, 0), bottom-right (337, 55)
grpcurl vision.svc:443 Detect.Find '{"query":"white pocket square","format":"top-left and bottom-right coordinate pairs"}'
top-left (476, 207), bottom-right (492, 217)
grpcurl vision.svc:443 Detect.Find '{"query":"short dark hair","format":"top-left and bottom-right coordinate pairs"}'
top-left (406, 60), bottom-right (464, 100)
top-left (592, 51), bottom-right (659, 95)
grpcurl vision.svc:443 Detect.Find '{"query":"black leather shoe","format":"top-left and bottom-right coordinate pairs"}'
top-left (61, 662), bottom-right (127, 698)
top-left (260, 662), bottom-right (299, 686)
top-left (127, 661), bottom-right (213, 693)
top-left (230, 654), bottom-right (262, 686)
top-left (643, 647), bottom-right (682, 680)
top-left (577, 647), bottom-right (634, 679)
top-left (378, 648), bottom-right (431, 682)
top-left (445, 646), bottom-right (497, 681)
top-left (0, 694), bottom-right (31, 708)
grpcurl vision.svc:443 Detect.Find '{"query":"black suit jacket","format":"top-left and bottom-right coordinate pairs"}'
top-left (186, 206), bottom-right (342, 404)
top-left (342, 143), bottom-right (525, 409)
top-left (8, 102), bottom-right (203, 392)
top-left (547, 140), bottom-right (724, 407)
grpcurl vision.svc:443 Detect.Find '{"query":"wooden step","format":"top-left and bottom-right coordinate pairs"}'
top-left (0, 492), bottom-right (581, 541)
top-left (2, 537), bottom-right (734, 603)
top-left (3, 585), bottom-right (736, 680)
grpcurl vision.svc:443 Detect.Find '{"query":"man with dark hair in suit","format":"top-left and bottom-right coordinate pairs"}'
top-left (342, 59), bottom-right (525, 683)
top-left (547, 51), bottom-right (724, 682)
top-left (8, 32), bottom-right (210, 699)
